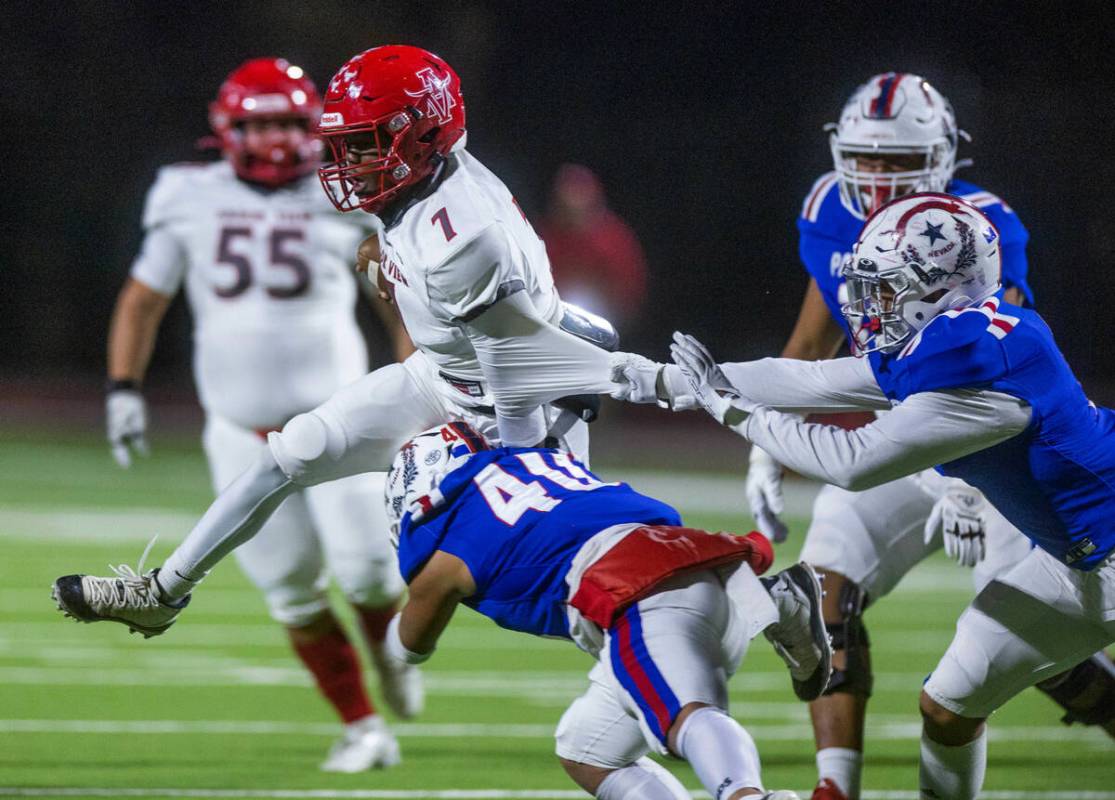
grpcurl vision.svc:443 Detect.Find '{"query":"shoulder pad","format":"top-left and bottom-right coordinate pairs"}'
top-left (892, 299), bottom-right (1016, 393)
top-left (951, 180), bottom-right (1028, 245)
top-left (800, 171), bottom-right (839, 223)
top-left (141, 162), bottom-right (223, 230)
top-left (392, 180), bottom-right (494, 277)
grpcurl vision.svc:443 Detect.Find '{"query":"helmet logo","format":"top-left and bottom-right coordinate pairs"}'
top-left (329, 67), bottom-right (359, 95)
top-left (919, 222), bottom-right (946, 246)
top-left (405, 67), bottom-right (456, 124)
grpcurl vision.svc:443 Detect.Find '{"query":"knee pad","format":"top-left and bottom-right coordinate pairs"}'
top-left (268, 412), bottom-right (347, 486)
top-left (822, 580), bottom-right (873, 698)
top-left (1036, 653), bottom-right (1115, 727)
top-left (337, 555), bottom-right (405, 608)
top-left (263, 587), bottom-right (331, 628)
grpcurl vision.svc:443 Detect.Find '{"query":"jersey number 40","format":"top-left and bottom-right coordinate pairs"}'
top-left (474, 452), bottom-right (615, 525)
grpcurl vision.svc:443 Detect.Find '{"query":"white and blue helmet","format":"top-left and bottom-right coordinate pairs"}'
top-left (829, 73), bottom-right (962, 220)
top-left (842, 192), bottom-right (1001, 355)
top-left (384, 421), bottom-right (490, 546)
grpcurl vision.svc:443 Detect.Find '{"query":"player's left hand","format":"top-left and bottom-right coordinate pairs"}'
top-left (924, 484), bottom-right (988, 567)
top-left (106, 389), bottom-right (149, 469)
top-left (669, 332), bottom-right (740, 424)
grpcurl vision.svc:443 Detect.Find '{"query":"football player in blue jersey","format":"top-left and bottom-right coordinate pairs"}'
top-left (378, 421), bottom-right (831, 800)
top-left (620, 193), bottom-right (1115, 800)
top-left (735, 72), bottom-right (1074, 800)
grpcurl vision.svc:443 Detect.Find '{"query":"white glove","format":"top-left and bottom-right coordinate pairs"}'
top-left (924, 482), bottom-right (988, 567)
top-left (746, 446), bottom-right (789, 543)
top-left (608, 352), bottom-right (696, 410)
top-left (106, 389), bottom-right (149, 468)
top-left (669, 331), bottom-right (744, 423)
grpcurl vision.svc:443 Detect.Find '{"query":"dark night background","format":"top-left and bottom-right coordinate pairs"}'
top-left (4, 1), bottom-right (1115, 409)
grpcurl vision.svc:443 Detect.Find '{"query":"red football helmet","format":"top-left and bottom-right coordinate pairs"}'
top-left (209, 58), bottom-right (324, 187)
top-left (318, 45), bottom-right (467, 214)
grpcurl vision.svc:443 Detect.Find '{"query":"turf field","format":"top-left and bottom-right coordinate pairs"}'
top-left (0, 428), bottom-right (1110, 799)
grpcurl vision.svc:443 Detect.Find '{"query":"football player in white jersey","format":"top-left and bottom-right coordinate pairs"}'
top-left (102, 58), bottom-right (420, 773)
top-left (55, 46), bottom-right (625, 678)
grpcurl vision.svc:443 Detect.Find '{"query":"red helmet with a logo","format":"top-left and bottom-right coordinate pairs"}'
top-left (209, 58), bottom-right (324, 187)
top-left (318, 45), bottom-right (467, 214)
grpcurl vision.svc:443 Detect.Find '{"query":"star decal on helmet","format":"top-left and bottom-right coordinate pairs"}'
top-left (919, 221), bottom-right (946, 246)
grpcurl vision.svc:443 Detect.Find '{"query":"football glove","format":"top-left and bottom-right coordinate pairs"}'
top-left (924, 482), bottom-right (988, 568)
top-left (669, 332), bottom-right (745, 424)
top-left (608, 352), bottom-right (695, 410)
top-left (106, 388), bottom-right (149, 469)
top-left (747, 446), bottom-right (790, 543)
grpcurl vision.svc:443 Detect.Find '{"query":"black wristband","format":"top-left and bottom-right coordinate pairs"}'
top-left (106, 379), bottom-right (140, 393)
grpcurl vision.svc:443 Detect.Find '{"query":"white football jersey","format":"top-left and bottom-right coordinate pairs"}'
top-left (131, 161), bottom-right (378, 430)
top-left (378, 150), bottom-right (562, 410)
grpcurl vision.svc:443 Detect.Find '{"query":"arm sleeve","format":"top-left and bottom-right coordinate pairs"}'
top-left (465, 290), bottom-right (615, 446)
top-left (719, 356), bottom-right (891, 413)
top-left (732, 389), bottom-right (1031, 491)
top-left (129, 225), bottom-right (187, 297)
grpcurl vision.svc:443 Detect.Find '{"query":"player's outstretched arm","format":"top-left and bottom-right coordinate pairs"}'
top-left (386, 551), bottom-right (476, 664)
top-left (673, 333), bottom-right (889, 413)
top-left (730, 391), bottom-right (1030, 492)
top-left (106, 277), bottom-right (173, 467)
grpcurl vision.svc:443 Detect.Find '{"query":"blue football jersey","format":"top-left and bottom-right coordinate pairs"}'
top-left (798, 174), bottom-right (1033, 336)
top-left (868, 300), bottom-right (1115, 569)
top-left (396, 448), bottom-right (682, 638)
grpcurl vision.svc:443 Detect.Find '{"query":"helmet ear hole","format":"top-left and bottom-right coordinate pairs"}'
top-left (418, 126), bottom-right (441, 144)
top-left (921, 288), bottom-right (949, 304)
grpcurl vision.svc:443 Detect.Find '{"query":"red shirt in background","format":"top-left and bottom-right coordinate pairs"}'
top-left (537, 164), bottom-right (647, 326)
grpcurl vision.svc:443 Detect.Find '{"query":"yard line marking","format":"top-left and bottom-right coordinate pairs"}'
top-left (0, 719), bottom-right (1107, 744)
top-left (2, 789), bottom-right (1114, 799)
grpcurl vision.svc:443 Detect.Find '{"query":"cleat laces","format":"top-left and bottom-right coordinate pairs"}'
top-left (83, 536), bottom-right (161, 611)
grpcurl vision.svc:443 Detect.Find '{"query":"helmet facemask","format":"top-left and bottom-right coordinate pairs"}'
top-left (319, 111), bottom-right (419, 214)
top-left (227, 116), bottom-right (322, 187)
top-left (830, 137), bottom-right (955, 220)
top-left (842, 261), bottom-right (915, 354)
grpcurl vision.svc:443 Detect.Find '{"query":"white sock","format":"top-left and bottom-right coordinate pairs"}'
top-left (816, 747), bottom-right (862, 798)
top-left (919, 729), bottom-right (987, 800)
top-left (595, 757), bottom-right (691, 800)
top-left (675, 706), bottom-right (763, 800)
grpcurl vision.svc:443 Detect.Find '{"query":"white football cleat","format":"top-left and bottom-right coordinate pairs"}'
top-left (320, 715), bottom-right (401, 773)
top-left (371, 645), bottom-right (425, 719)
top-left (761, 792), bottom-right (802, 800)
top-left (51, 540), bottom-right (188, 638)
top-left (762, 562), bottom-right (833, 701)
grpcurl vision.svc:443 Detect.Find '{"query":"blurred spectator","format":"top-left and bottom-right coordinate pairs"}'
top-left (538, 163), bottom-right (648, 328)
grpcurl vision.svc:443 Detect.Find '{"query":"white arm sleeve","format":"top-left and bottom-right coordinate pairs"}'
top-left (719, 356), bottom-right (891, 413)
top-left (465, 291), bottom-right (615, 446)
top-left (733, 389), bottom-right (1031, 491)
top-left (129, 225), bottom-right (187, 296)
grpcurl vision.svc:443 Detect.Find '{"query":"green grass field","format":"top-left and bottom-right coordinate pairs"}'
top-left (0, 429), bottom-right (1110, 799)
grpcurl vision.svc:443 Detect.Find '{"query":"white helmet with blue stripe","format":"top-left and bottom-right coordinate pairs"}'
top-left (842, 193), bottom-right (1002, 354)
top-left (384, 421), bottom-right (491, 546)
top-left (829, 73), bottom-right (962, 220)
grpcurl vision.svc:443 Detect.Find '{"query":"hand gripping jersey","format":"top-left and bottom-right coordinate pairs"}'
top-left (869, 298), bottom-right (1115, 569)
top-left (798, 175), bottom-right (1033, 334)
top-left (396, 448), bottom-right (772, 638)
top-left (377, 150), bottom-right (563, 410)
top-left (132, 161), bottom-right (379, 429)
